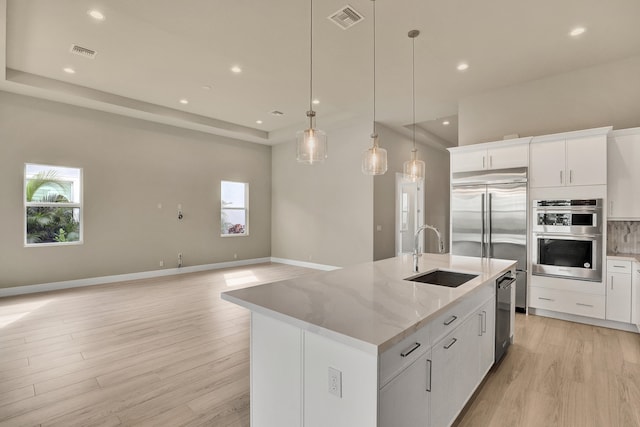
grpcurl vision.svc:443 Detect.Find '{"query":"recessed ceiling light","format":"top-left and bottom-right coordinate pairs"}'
top-left (271, 110), bottom-right (284, 116)
top-left (442, 120), bottom-right (450, 126)
top-left (569, 27), bottom-right (586, 37)
top-left (179, 99), bottom-right (189, 105)
top-left (457, 62), bottom-right (469, 71)
top-left (201, 85), bottom-right (212, 91)
top-left (63, 67), bottom-right (76, 74)
top-left (312, 99), bottom-right (320, 105)
top-left (87, 10), bottom-right (105, 21)
top-left (231, 66), bottom-right (242, 74)
top-left (256, 120), bottom-right (263, 124)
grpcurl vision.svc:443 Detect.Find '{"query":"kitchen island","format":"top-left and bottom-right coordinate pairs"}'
top-left (222, 254), bottom-right (516, 427)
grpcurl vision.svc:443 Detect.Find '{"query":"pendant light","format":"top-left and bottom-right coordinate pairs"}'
top-left (403, 29), bottom-right (426, 182)
top-left (361, 0), bottom-right (387, 175)
top-left (296, 0), bottom-right (327, 164)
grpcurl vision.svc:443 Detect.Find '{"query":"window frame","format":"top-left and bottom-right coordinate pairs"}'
top-left (24, 163), bottom-right (84, 247)
top-left (220, 180), bottom-right (249, 237)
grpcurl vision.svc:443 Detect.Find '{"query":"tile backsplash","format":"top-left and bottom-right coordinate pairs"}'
top-left (608, 221), bottom-right (640, 254)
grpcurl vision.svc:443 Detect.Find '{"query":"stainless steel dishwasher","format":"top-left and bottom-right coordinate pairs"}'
top-left (495, 271), bottom-right (515, 363)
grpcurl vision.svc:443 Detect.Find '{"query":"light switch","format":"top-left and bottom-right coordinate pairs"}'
top-left (376, 225), bottom-right (382, 232)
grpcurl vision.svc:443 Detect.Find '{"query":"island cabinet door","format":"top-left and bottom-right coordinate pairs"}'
top-left (430, 316), bottom-right (478, 427)
top-left (378, 351), bottom-right (431, 427)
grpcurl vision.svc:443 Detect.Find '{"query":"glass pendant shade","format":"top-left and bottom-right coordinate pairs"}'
top-left (403, 149), bottom-right (425, 182)
top-left (362, 135), bottom-right (388, 175)
top-left (296, 123), bottom-right (327, 165)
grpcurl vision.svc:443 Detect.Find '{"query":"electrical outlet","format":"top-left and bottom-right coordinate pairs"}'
top-left (159, 260), bottom-right (164, 267)
top-left (328, 367), bottom-right (342, 398)
top-left (178, 253), bottom-right (183, 268)
top-left (233, 253), bottom-right (238, 259)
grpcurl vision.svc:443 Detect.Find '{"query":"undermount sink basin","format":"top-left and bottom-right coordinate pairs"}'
top-left (405, 270), bottom-right (478, 288)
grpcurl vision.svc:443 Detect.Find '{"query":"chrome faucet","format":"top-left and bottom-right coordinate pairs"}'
top-left (413, 224), bottom-right (445, 272)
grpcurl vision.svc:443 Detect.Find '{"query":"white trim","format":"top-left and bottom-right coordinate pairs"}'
top-left (609, 127), bottom-right (640, 138)
top-left (531, 126), bottom-right (612, 143)
top-left (530, 308), bottom-right (639, 334)
top-left (269, 257), bottom-right (340, 271)
top-left (0, 257), bottom-right (272, 297)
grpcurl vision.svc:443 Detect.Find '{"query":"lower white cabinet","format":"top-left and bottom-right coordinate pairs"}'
top-left (379, 351), bottom-right (431, 427)
top-left (430, 297), bottom-right (495, 427)
top-left (633, 263), bottom-right (640, 326)
top-left (605, 259), bottom-right (633, 324)
top-left (529, 286), bottom-right (605, 319)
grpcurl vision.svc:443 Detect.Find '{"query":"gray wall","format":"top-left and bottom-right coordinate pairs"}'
top-left (459, 55), bottom-right (640, 145)
top-left (271, 120), bottom-right (374, 267)
top-left (373, 124), bottom-right (450, 261)
top-left (0, 91), bottom-right (272, 288)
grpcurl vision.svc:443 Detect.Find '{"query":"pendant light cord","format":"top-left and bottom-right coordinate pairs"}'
top-left (412, 33), bottom-right (416, 151)
top-left (309, 0), bottom-right (314, 115)
top-left (372, 0), bottom-right (376, 137)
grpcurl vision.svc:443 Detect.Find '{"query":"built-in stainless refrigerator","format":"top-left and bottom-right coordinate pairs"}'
top-left (451, 168), bottom-right (528, 311)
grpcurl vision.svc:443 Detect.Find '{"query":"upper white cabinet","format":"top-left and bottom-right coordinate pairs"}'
top-left (608, 128), bottom-right (640, 219)
top-left (449, 138), bottom-right (531, 173)
top-left (529, 127), bottom-right (611, 188)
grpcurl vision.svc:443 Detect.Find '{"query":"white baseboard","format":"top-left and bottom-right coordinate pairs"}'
top-left (530, 308), bottom-right (639, 333)
top-left (0, 257), bottom-right (273, 298)
top-left (269, 257), bottom-right (340, 271)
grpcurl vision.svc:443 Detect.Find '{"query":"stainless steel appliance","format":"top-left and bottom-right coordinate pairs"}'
top-left (495, 271), bottom-right (514, 363)
top-left (531, 199), bottom-right (603, 282)
top-left (451, 168), bottom-right (528, 311)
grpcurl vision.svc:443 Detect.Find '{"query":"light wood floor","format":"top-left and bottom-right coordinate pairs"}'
top-left (1, 264), bottom-right (639, 427)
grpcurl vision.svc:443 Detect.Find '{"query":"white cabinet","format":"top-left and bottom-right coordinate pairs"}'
top-left (478, 298), bottom-right (495, 377)
top-left (608, 128), bottom-right (640, 219)
top-left (379, 351), bottom-right (431, 427)
top-left (529, 286), bottom-right (605, 319)
top-left (606, 260), bottom-right (632, 323)
top-left (430, 295), bottom-right (495, 427)
top-left (449, 138), bottom-right (530, 173)
top-left (530, 128), bottom-right (610, 188)
top-left (633, 263), bottom-right (640, 326)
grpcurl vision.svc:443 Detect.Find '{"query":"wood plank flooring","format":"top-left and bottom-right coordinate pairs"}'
top-left (1, 263), bottom-right (639, 426)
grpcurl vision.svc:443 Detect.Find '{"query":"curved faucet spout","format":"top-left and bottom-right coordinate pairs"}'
top-left (413, 224), bottom-right (445, 272)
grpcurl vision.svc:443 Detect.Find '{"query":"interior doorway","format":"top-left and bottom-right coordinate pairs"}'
top-left (395, 173), bottom-right (425, 256)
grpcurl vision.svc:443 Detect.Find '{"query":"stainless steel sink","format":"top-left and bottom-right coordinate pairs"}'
top-left (405, 270), bottom-right (478, 288)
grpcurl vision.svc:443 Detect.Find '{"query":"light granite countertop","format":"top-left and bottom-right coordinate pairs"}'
top-left (607, 253), bottom-right (640, 262)
top-left (222, 254), bottom-right (516, 354)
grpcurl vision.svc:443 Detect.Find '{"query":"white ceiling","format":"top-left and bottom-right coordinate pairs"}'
top-left (3, 0), bottom-right (640, 147)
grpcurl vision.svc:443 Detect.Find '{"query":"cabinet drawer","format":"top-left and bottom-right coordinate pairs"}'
top-left (530, 287), bottom-right (605, 319)
top-left (430, 285), bottom-right (493, 344)
top-left (379, 324), bottom-right (431, 387)
top-left (607, 259), bottom-right (632, 274)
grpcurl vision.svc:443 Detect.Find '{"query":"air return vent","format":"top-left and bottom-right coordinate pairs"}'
top-left (69, 44), bottom-right (97, 59)
top-left (328, 5), bottom-right (364, 30)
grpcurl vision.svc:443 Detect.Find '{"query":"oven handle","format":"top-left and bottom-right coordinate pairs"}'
top-left (532, 233), bottom-right (601, 240)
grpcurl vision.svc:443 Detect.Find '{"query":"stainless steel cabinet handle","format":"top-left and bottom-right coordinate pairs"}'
top-left (444, 338), bottom-right (458, 349)
top-left (482, 156), bottom-right (486, 169)
top-left (538, 297), bottom-right (554, 301)
top-left (576, 303), bottom-right (594, 308)
top-left (570, 169), bottom-right (573, 183)
top-left (426, 359), bottom-right (432, 392)
top-left (610, 201), bottom-right (614, 215)
top-left (482, 310), bottom-right (487, 333)
top-left (400, 342), bottom-right (421, 357)
top-left (444, 315), bottom-right (458, 326)
top-left (611, 276), bottom-right (614, 290)
top-left (560, 170), bottom-right (563, 184)
top-left (490, 155), bottom-right (493, 168)
top-left (613, 265), bottom-right (626, 268)
top-left (478, 313), bottom-right (483, 336)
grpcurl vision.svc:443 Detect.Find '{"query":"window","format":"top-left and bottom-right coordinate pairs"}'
top-left (25, 164), bottom-right (82, 245)
top-left (221, 180), bottom-right (248, 236)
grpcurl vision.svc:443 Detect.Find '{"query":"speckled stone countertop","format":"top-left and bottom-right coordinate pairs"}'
top-left (222, 254), bottom-right (516, 355)
top-left (607, 253), bottom-right (640, 262)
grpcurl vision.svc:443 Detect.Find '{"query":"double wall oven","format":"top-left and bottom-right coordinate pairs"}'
top-left (532, 199), bottom-right (603, 282)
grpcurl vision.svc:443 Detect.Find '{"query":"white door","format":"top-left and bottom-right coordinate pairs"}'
top-left (396, 173), bottom-right (425, 256)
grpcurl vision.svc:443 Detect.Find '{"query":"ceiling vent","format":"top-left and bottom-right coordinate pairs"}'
top-left (328, 5), bottom-right (364, 30)
top-left (271, 110), bottom-right (285, 116)
top-left (69, 44), bottom-right (97, 59)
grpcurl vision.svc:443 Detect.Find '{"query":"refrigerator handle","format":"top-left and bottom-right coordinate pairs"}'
top-left (488, 193), bottom-right (492, 258)
top-left (481, 193), bottom-right (485, 258)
